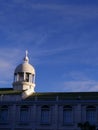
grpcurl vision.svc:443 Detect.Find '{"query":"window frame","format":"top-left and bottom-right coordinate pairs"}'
top-left (63, 105), bottom-right (73, 125)
top-left (0, 105), bottom-right (9, 124)
top-left (41, 105), bottom-right (50, 125)
top-left (19, 105), bottom-right (29, 123)
top-left (86, 105), bottom-right (96, 125)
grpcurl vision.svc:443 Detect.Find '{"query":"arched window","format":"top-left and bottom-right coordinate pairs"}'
top-left (20, 105), bottom-right (29, 122)
top-left (41, 105), bottom-right (50, 124)
top-left (63, 105), bottom-right (73, 124)
top-left (0, 105), bottom-right (8, 123)
top-left (86, 106), bottom-right (96, 125)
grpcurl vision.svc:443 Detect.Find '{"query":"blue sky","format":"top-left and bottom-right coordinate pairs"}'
top-left (0, 0), bottom-right (98, 92)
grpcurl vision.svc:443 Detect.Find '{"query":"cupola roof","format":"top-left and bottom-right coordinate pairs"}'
top-left (14, 51), bottom-right (35, 74)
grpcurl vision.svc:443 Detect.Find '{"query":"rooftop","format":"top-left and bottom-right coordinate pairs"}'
top-left (0, 88), bottom-right (22, 95)
top-left (0, 88), bottom-right (98, 100)
top-left (26, 91), bottom-right (98, 100)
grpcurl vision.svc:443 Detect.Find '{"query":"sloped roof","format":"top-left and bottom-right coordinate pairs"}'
top-left (25, 92), bottom-right (98, 100)
top-left (0, 88), bottom-right (98, 100)
top-left (0, 88), bottom-right (22, 95)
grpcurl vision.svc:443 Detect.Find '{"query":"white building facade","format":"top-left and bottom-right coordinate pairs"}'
top-left (0, 52), bottom-right (98, 130)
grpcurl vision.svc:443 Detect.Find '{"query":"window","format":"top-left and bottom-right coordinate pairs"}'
top-left (14, 73), bottom-right (17, 82)
top-left (0, 105), bottom-right (8, 123)
top-left (20, 105), bottom-right (29, 122)
top-left (18, 72), bottom-right (24, 81)
top-left (63, 105), bottom-right (73, 124)
top-left (29, 74), bottom-right (32, 83)
top-left (41, 105), bottom-right (50, 124)
top-left (25, 73), bottom-right (29, 82)
top-left (86, 106), bottom-right (96, 125)
top-left (32, 74), bottom-right (35, 83)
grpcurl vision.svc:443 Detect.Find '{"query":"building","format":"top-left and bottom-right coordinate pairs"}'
top-left (0, 51), bottom-right (98, 130)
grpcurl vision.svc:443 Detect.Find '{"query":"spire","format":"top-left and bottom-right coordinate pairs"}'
top-left (24, 50), bottom-right (29, 63)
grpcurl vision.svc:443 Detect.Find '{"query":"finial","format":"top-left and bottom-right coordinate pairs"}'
top-left (24, 50), bottom-right (29, 63)
top-left (26, 50), bottom-right (28, 57)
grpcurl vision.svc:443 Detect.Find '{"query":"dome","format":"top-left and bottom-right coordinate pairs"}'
top-left (14, 62), bottom-right (35, 74)
top-left (14, 50), bottom-right (35, 74)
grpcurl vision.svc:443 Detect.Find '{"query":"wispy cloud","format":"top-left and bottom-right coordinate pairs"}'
top-left (46, 70), bottom-right (98, 92)
top-left (0, 1), bottom-right (98, 92)
top-left (63, 80), bottom-right (98, 92)
top-left (40, 79), bottom-right (98, 92)
top-left (31, 3), bottom-right (98, 18)
top-left (0, 48), bottom-right (22, 85)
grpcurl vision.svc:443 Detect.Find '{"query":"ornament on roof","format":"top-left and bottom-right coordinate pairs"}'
top-left (24, 50), bottom-right (29, 63)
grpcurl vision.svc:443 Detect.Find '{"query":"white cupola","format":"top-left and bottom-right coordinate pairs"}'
top-left (12, 51), bottom-right (35, 98)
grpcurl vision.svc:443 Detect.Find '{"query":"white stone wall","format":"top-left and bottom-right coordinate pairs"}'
top-left (0, 94), bottom-right (21, 101)
top-left (0, 95), bottom-right (98, 130)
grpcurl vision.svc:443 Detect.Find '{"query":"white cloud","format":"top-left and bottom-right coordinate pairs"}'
top-left (63, 80), bottom-right (98, 92)
top-left (52, 71), bottom-right (98, 92)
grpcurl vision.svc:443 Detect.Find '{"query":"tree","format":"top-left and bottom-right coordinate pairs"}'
top-left (78, 121), bottom-right (96, 130)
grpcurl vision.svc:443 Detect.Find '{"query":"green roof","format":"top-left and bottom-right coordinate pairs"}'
top-left (0, 88), bottom-right (98, 100)
top-left (0, 88), bottom-right (22, 95)
top-left (26, 92), bottom-right (98, 100)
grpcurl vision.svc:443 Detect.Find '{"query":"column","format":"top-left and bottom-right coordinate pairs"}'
top-left (53, 104), bottom-right (58, 130)
top-left (11, 104), bottom-right (16, 130)
top-left (31, 104), bottom-right (36, 130)
top-left (74, 104), bottom-right (82, 129)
